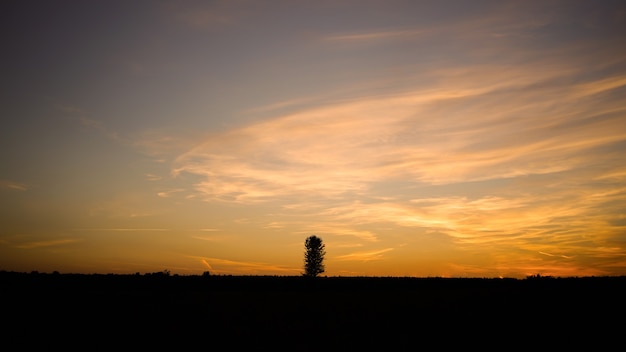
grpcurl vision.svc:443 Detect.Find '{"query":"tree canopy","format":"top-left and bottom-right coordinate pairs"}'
top-left (304, 235), bottom-right (325, 277)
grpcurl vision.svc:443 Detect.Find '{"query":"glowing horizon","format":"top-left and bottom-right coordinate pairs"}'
top-left (1, 0), bottom-right (625, 278)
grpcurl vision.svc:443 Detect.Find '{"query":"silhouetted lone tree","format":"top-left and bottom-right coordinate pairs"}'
top-left (304, 235), bottom-right (325, 277)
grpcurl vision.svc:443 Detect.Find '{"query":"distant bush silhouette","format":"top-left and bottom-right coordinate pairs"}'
top-left (304, 235), bottom-right (325, 277)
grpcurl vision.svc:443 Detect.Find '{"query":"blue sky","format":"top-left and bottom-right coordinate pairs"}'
top-left (1, 0), bottom-right (625, 277)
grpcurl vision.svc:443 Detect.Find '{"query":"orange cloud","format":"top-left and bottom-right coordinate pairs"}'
top-left (334, 248), bottom-right (394, 262)
top-left (201, 257), bottom-right (299, 275)
top-left (14, 238), bottom-right (79, 249)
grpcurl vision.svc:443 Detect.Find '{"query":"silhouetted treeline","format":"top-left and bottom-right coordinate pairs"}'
top-left (2, 270), bottom-right (625, 350)
top-left (3, 269), bottom-right (626, 291)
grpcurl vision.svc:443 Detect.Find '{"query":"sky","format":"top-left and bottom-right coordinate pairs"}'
top-left (1, 0), bottom-right (625, 278)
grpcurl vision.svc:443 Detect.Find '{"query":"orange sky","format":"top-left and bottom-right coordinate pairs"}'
top-left (1, 0), bottom-right (625, 278)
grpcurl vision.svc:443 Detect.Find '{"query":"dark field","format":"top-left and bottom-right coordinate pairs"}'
top-left (2, 271), bottom-right (625, 350)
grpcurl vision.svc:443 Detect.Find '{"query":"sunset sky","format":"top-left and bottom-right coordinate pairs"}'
top-left (2, 0), bottom-right (625, 278)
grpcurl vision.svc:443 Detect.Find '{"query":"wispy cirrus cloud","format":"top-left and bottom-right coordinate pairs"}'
top-left (199, 257), bottom-right (299, 275)
top-left (172, 60), bottom-right (626, 204)
top-left (191, 232), bottom-right (229, 243)
top-left (0, 179), bottom-right (28, 191)
top-left (293, 224), bottom-right (379, 242)
top-left (145, 173), bottom-right (162, 181)
top-left (324, 27), bottom-right (428, 42)
top-left (73, 228), bottom-right (169, 231)
top-left (335, 248), bottom-right (394, 262)
top-left (58, 104), bottom-right (121, 141)
top-left (156, 188), bottom-right (185, 198)
top-left (13, 238), bottom-right (79, 249)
